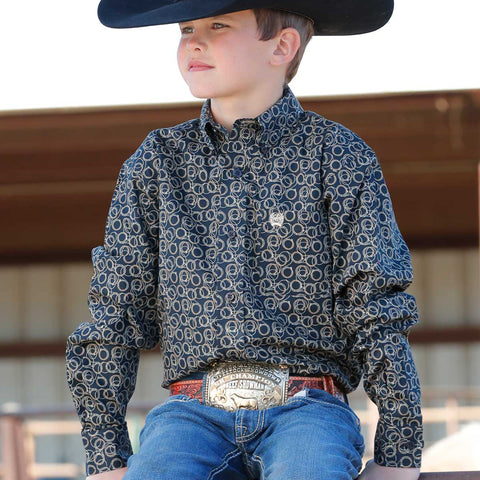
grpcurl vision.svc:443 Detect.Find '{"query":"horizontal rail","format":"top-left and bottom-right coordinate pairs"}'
top-left (29, 463), bottom-right (83, 478)
top-left (419, 473), bottom-right (480, 479)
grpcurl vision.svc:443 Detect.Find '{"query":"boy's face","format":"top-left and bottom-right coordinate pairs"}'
top-left (177, 9), bottom-right (280, 102)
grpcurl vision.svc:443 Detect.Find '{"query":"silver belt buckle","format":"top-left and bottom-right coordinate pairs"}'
top-left (205, 361), bottom-right (289, 411)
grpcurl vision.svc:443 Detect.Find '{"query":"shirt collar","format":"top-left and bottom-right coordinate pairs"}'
top-left (199, 87), bottom-right (304, 146)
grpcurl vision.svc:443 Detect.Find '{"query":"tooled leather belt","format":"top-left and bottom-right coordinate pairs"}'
top-left (169, 361), bottom-right (346, 411)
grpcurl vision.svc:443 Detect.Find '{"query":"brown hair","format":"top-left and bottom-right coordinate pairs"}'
top-left (253, 8), bottom-right (314, 84)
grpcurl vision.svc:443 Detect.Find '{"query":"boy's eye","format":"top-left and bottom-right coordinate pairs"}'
top-left (212, 23), bottom-right (227, 29)
top-left (180, 25), bottom-right (194, 34)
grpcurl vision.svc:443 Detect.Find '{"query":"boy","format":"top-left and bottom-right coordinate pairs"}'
top-left (66, 1), bottom-right (423, 479)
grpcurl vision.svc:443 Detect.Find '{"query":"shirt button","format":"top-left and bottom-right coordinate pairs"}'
top-left (227, 228), bottom-right (237, 238)
top-left (233, 167), bottom-right (243, 178)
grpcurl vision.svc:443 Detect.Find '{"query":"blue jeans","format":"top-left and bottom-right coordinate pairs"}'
top-left (124, 389), bottom-right (365, 480)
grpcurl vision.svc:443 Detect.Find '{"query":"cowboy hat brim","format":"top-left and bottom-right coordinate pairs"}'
top-left (97, 0), bottom-right (394, 35)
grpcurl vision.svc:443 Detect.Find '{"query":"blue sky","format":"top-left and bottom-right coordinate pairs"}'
top-left (1, 0), bottom-right (479, 110)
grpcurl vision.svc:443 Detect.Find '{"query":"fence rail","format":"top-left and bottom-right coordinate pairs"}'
top-left (420, 475), bottom-right (480, 480)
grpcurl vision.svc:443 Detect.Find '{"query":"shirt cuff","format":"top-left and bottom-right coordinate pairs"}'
top-left (82, 424), bottom-right (133, 476)
top-left (374, 421), bottom-right (423, 468)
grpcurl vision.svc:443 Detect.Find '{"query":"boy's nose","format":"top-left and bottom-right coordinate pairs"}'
top-left (186, 32), bottom-right (206, 51)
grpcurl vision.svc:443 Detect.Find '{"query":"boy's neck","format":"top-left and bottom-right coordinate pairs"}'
top-left (210, 84), bottom-right (285, 132)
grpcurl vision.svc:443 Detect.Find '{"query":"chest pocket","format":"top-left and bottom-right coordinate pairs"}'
top-left (256, 203), bottom-right (330, 303)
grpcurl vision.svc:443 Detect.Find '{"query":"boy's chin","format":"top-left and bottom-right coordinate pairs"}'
top-left (185, 82), bottom-right (222, 100)
top-left (188, 87), bottom-right (211, 100)
top-left (190, 92), bottom-right (209, 100)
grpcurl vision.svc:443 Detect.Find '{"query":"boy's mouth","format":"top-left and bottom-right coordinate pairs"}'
top-left (188, 60), bottom-right (214, 72)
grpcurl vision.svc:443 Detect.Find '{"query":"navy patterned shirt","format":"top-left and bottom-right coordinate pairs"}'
top-left (66, 88), bottom-right (423, 475)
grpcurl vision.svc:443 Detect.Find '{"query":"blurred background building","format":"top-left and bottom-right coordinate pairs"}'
top-left (0, 89), bottom-right (479, 477)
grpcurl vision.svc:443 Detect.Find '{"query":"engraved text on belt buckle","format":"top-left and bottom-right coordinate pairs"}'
top-left (204, 362), bottom-right (289, 411)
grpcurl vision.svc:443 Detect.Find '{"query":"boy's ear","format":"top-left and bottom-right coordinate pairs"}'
top-left (270, 27), bottom-right (301, 67)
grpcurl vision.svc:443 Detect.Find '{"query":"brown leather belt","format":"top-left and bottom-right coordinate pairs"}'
top-left (169, 361), bottom-right (346, 411)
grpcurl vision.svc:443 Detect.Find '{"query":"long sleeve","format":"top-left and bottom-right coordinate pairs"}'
top-left (66, 133), bottom-right (161, 475)
top-left (322, 122), bottom-right (423, 468)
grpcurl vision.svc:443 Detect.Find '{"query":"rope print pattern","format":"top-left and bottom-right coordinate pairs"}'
top-left (66, 88), bottom-right (423, 474)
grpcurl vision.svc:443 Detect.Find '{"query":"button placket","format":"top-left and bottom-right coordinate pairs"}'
top-left (214, 136), bottom-right (249, 351)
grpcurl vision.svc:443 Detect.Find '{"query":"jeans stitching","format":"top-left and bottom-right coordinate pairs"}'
top-left (165, 394), bottom-right (201, 404)
top-left (234, 411), bottom-right (265, 479)
top-left (251, 453), bottom-right (265, 480)
top-left (236, 409), bottom-right (265, 442)
top-left (206, 448), bottom-right (243, 480)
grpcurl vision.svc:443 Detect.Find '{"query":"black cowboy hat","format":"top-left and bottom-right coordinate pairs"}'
top-left (98, 0), bottom-right (394, 35)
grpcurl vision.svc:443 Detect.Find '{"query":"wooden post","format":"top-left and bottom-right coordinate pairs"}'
top-left (444, 396), bottom-right (460, 436)
top-left (0, 415), bottom-right (30, 480)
